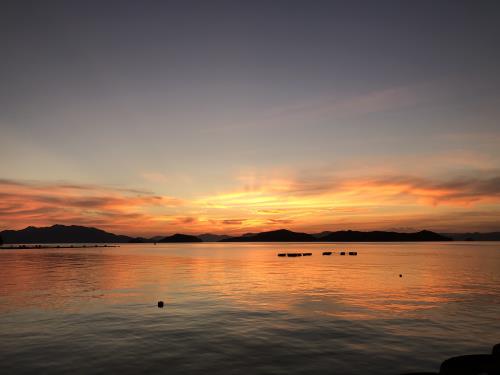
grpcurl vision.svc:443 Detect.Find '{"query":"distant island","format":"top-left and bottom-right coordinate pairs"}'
top-left (2, 224), bottom-right (500, 244)
top-left (159, 233), bottom-right (202, 243)
top-left (221, 229), bottom-right (316, 242)
top-left (316, 229), bottom-right (450, 242)
top-left (3, 224), bottom-right (499, 244)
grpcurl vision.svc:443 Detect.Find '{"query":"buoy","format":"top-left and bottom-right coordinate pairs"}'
top-left (399, 274), bottom-right (402, 278)
top-left (158, 301), bottom-right (164, 308)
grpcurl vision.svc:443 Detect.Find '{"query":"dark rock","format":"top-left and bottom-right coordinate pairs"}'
top-left (440, 354), bottom-right (500, 374)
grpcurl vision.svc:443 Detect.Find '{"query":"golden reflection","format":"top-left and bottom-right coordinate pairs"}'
top-left (1, 243), bottom-right (498, 319)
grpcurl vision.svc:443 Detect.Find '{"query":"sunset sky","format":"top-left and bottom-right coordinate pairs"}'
top-left (1, 1), bottom-right (500, 236)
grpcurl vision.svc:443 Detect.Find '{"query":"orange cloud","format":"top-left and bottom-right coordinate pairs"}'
top-left (2, 172), bottom-right (500, 236)
top-left (0, 179), bottom-right (184, 235)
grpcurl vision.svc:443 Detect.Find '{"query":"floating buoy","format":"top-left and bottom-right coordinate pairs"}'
top-left (158, 301), bottom-right (164, 308)
top-left (322, 251), bottom-right (332, 256)
top-left (399, 274), bottom-right (402, 278)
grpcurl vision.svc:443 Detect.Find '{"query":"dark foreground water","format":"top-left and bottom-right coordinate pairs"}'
top-left (1, 242), bottom-right (499, 374)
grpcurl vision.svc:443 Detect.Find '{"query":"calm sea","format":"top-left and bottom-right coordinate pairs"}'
top-left (1, 242), bottom-right (499, 374)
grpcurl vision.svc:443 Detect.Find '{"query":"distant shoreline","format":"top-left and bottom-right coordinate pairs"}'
top-left (0, 244), bottom-right (120, 250)
top-left (2, 225), bottom-right (500, 244)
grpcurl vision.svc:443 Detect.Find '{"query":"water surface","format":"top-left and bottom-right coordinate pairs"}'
top-left (1, 242), bottom-right (499, 374)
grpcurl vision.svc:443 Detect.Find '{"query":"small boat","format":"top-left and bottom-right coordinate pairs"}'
top-left (340, 251), bottom-right (346, 255)
top-left (277, 253), bottom-right (286, 257)
top-left (322, 251), bottom-right (332, 256)
top-left (302, 253), bottom-right (312, 256)
top-left (348, 251), bottom-right (357, 256)
top-left (287, 253), bottom-right (302, 257)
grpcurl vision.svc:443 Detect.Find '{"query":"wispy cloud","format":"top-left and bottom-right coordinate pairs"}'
top-left (207, 81), bottom-right (446, 133)
top-left (0, 179), bottom-right (184, 234)
top-left (2, 171), bottom-right (500, 235)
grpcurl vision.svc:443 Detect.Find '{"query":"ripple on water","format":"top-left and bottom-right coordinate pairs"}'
top-left (1, 242), bottom-right (500, 374)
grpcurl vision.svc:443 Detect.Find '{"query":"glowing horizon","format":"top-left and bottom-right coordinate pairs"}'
top-left (2, 168), bottom-right (500, 236)
top-left (1, 2), bottom-right (500, 236)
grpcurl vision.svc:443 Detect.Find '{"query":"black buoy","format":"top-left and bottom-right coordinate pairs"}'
top-left (399, 274), bottom-right (403, 278)
top-left (158, 301), bottom-right (164, 308)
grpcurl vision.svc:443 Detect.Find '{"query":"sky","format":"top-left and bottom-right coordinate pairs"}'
top-left (1, 0), bottom-right (500, 236)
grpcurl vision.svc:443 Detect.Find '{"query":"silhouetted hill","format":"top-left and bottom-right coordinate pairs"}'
top-left (197, 233), bottom-right (231, 242)
top-left (0, 224), bottom-right (132, 244)
top-left (442, 232), bottom-right (500, 241)
top-left (318, 230), bottom-right (451, 242)
top-left (312, 231), bottom-right (333, 238)
top-left (159, 233), bottom-right (202, 243)
top-left (221, 229), bottom-right (316, 242)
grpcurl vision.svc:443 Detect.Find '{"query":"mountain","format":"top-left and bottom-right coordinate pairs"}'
top-left (312, 231), bottom-right (333, 238)
top-left (148, 235), bottom-right (166, 242)
top-left (221, 229), bottom-right (316, 242)
top-left (442, 232), bottom-right (500, 241)
top-left (0, 224), bottom-right (132, 244)
top-left (159, 233), bottom-right (202, 243)
top-left (318, 230), bottom-right (451, 242)
top-left (197, 233), bottom-right (231, 242)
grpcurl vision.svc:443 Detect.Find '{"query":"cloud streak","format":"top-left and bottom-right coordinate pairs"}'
top-left (2, 171), bottom-right (500, 235)
top-left (0, 179), bottom-right (184, 235)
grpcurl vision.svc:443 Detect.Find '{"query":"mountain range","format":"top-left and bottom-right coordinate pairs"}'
top-left (3, 224), bottom-right (495, 245)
